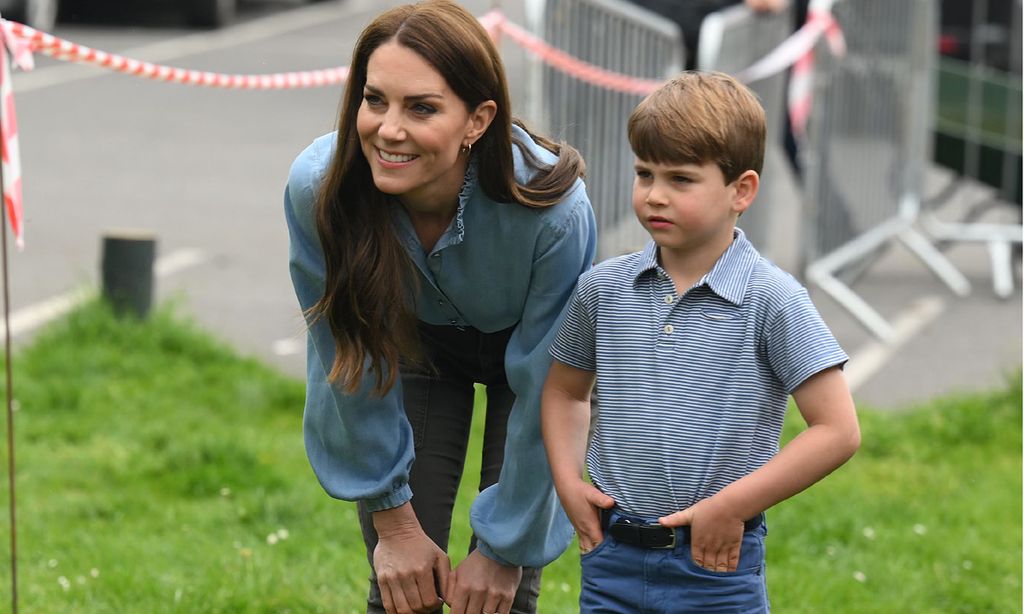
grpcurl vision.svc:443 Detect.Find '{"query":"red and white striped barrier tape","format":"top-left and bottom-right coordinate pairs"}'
top-left (487, 8), bottom-right (844, 102)
top-left (479, 10), bottom-right (503, 44)
top-left (486, 6), bottom-right (844, 141)
top-left (785, 5), bottom-right (845, 139)
top-left (0, 17), bottom-right (28, 248)
top-left (2, 19), bottom-right (349, 89)
top-left (1, 9), bottom-right (843, 97)
top-left (482, 10), bottom-right (664, 96)
top-left (734, 6), bottom-right (844, 86)
top-left (0, 7), bottom-right (844, 247)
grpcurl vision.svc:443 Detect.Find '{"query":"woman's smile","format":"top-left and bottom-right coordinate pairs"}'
top-left (376, 147), bottom-right (419, 166)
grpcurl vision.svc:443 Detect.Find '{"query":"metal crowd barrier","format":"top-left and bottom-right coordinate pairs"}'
top-left (524, 0), bottom-right (683, 260)
top-left (801, 0), bottom-right (972, 340)
top-left (697, 2), bottom-right (795, 261)
top-left (923, 0), bottom-right (1023, 298)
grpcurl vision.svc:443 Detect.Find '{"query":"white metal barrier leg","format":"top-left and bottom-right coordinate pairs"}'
top-left (808, 269), bottom-right (896, 341)
top-left (805, 219), bottom-right (902, 341)
top-left (897, 227), bottom-right (972, 297)
top-left (921, 215), bottom-right (1023, 298)
top-left (988, 240), bottom-right (1014, 298)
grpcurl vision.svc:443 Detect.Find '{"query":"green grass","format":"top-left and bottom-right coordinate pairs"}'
top-left (770, 370), bottom-right (1022, 613)
top-left (0, 300), bottom-right (1018, 612)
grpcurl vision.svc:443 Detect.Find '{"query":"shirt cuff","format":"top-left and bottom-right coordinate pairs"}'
top-left (474, 540), bottom-right (516, 567)
top-left (361, 483), bottom-right (413, 513)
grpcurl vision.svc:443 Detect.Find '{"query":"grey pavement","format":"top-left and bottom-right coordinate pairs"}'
top-left (7, 0), bottom-right (1020, 413)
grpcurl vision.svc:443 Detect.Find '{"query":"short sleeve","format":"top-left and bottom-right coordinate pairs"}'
top-left (549, 274), bottom-right (598, 372)
top-left (764, 288), bottom-right (848, 394)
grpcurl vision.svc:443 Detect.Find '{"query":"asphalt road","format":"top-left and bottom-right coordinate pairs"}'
top-left (9, 0), bottom-right (1021, 411)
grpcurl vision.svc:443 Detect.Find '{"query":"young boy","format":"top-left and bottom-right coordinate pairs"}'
top-left (541, 71), bottom-right (860, 612)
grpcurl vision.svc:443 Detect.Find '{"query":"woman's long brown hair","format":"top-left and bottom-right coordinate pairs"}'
top-left (311, 0), bottom-right (586, 396)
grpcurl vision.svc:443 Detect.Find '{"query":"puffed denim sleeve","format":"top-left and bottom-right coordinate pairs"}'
top-left (284, 139), bottom-right (415, 512)
top-left (470, 185), bottom-right (597, 568)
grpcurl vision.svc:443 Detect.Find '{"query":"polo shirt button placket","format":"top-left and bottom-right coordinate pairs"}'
top-left (654, 273), bottom-right (678, 350)
top-left (656, 321), bottom-right (677, 353)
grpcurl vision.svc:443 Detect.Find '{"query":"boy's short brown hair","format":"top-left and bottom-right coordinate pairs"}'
top-left (628, 71), bottom-right (766, 184)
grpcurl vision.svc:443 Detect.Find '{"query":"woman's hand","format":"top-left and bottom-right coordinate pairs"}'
top-left (373, 504), bottom-right (451, 614)
top-left (445, 550), bottom-right (522, 614)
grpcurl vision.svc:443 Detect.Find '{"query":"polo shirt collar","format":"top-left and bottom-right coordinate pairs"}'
top-left (632, 241), bottom-right (661, 281)
top-left (631, 228), bottom-right (759, 305)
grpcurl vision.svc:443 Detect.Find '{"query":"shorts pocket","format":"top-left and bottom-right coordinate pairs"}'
top-left (579, 536), bottom-right (614, 562)
top-left (678, 528), bottom-right (765, 577)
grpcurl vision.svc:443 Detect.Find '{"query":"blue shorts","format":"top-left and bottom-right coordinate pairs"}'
top-left (579, 511), bottom-right (770, 613)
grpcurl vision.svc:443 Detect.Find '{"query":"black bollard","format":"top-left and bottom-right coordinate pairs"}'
top-left (101, 232), bottom-right (156, 319)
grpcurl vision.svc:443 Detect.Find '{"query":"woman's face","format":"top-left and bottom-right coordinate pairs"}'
top-left (356, 41), bottom-right (493, 214)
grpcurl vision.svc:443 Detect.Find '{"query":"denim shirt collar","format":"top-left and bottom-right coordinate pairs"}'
top-left (631, 228), bottom-right (758, 305)
top-left (390, 157), bottom-right (479, 257)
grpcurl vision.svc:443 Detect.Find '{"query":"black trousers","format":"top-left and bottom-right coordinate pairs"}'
top-left (358, 322), bottom-right (541, 614)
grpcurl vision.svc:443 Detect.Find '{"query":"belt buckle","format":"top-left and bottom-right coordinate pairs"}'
top-left (647, 524), bottom-right (676, 549)
top-left (608, 517), bottom-right (678, 549)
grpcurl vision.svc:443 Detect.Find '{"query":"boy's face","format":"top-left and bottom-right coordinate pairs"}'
top-left (631, 158), bottom-right (757, 255)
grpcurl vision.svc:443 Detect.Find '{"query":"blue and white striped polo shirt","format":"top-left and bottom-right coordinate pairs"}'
top-left (550, 229), bottom-right (848, 518)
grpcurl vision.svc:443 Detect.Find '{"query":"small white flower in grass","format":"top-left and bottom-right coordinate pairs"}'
top-left (826, 546), bottom-right (837, 557)
top-left (220, 487), bottom-right (231, 497)
top-left (852, 571), bottom-right (867, 583)
top-left (560, 582), bottom-right (571, 593)
top-left (90, 568), bottom-right (99, 578)
top-left (862, 527), bottom-right (876, 540)
top-left (47, 559), bottom-right (58, 569)
top-left (266, 533), bottom-right (279, 545)
top-left (276, 528), bottom-right (289, 540)
top-left (962, 560), bottom-right (973, 570)
top-left (913, 524), bottom-right (927, 535)
top-left (57, 576), bottom-right (70, 591)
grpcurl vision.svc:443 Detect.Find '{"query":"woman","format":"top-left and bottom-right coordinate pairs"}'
top-left (284, 2), bottom-right (597, 613)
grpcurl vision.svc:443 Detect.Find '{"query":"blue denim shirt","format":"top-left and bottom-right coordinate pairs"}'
top-left (284, 124), bottom-right (597, 567)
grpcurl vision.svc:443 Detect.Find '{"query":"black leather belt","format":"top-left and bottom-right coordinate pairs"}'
top-left (600, 509), bottom-right (763, 549)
